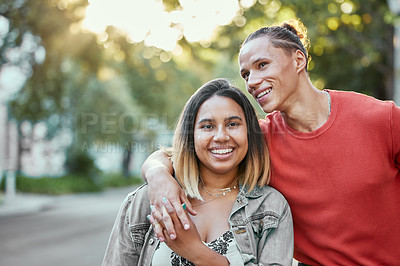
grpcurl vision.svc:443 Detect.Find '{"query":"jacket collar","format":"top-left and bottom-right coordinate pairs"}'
top-left (238, 184), bottom-right (263, 199)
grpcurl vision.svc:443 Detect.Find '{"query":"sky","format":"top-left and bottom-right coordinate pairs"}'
top-left (82, 0), bottom-right (251, 50)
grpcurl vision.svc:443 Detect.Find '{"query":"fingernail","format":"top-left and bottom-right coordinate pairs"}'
top-left (170, 234), bottom-right (176, 240)
top-left (150, 205), bottom-right (155, 211)
top-left (184, 224), bottom-right (190, 230)
top-left (147, 215), bottom-right (150, 221)
top-left (159, 237), bottom-right (165, 242)
top-left (182, 203), bottom-right (187, 210)
top-left (162, 197), bottom-right (168, 203)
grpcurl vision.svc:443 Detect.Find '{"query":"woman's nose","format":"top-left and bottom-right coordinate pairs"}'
top-left (213, 127), bottom-right (230, 142)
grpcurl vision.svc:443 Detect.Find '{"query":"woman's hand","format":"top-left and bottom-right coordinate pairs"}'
top-left (142, 150), bottom-right (196, 241)
top-left (149, 202), bottom-right (229, 266)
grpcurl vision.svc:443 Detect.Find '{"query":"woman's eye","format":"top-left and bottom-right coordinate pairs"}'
top-left (228, 122), bottom-right (239, 127)
top-left (241, 72), bottom-right (249, 80)
top-left (201, 124), bottom-right (213, 130)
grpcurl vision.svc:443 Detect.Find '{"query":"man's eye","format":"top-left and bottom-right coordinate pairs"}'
top-left (259, 62), bottom-right (267, 68)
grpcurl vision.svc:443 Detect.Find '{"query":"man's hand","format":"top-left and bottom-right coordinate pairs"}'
top-left (142, 150), bottom-right (196, 240)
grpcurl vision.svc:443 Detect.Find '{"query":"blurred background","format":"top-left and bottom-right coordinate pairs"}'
top-left (0, 0), bottom-right (399, 265)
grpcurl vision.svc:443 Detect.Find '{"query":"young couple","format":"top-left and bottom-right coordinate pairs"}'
top-left (104, 18), bottom-right (400, 265)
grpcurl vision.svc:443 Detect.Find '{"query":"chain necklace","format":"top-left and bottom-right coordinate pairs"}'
top-left (192, 179), bottom-right (238, 207)
top-left (201, 184), bottom-right (237, 197)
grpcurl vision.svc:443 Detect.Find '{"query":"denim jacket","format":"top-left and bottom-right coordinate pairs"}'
top-left (103, 184), bottom-right (293, 266)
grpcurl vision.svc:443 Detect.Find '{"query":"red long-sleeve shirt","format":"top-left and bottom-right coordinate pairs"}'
top-left (259, 90), bottom-right (400, 265)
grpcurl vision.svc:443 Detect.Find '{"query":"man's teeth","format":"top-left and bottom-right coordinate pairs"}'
top-left (256, 88), bottom-right (272, 99)
top-left (211, 148), bottom-right (233, 155)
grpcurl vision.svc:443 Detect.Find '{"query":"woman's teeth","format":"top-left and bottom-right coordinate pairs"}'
top-left (211, 148), bottom-right (233, 155)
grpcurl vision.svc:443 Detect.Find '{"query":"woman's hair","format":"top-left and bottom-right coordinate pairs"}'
top-left (171, 78), bottom-right (270, 200)
top-left (242, 18), bottom-right (310, 71)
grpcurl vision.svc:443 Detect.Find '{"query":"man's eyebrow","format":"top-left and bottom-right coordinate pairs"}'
top-left (240, 57), bottom-right (267, 73)
top-left (252, 57), bottom-right (267, 64)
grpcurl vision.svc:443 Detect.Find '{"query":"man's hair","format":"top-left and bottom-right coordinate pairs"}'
top-left (242, 18), bottom-right (310, 71)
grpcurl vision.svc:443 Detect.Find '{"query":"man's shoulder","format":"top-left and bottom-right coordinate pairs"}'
top-left (329, 89), bottom-right (392, 106)
top-left (329, 89), bottom-right (395, 118)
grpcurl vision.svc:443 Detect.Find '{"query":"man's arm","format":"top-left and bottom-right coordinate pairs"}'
top-left (391, 102), bottom-right (400, 169)
top-left (141, 150), bottom-right (196, 240)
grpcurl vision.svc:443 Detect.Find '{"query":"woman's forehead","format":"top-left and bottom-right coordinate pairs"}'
top-left (196, 96), bottom-right (244, 119)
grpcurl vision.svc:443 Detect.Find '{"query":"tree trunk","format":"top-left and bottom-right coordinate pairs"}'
top-left (122, 145), bottom-right (132, 178)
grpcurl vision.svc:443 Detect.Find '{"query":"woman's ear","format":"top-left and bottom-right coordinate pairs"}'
top-left (294, 50), bottom-right (307, 73)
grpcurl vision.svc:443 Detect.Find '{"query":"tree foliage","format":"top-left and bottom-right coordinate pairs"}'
top-left (0, 0), bottom-right (397, 177)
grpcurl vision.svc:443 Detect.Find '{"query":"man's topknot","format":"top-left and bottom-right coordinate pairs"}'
top-left (280, 19), bottom-right (310, 53)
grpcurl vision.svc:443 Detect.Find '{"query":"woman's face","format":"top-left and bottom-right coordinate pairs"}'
top-left (238, 36), bottom-right (301, 114)
top-left (194, 95), bottom-right (248, 177)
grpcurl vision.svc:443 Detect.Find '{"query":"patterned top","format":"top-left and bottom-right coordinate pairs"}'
top-left (151, 230), bottom-right (239, 265)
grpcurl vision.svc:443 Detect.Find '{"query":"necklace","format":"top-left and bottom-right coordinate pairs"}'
top-left (192, 180), bottom-right (238, 207)
top-left (202, 185), bottom-right (237, 197)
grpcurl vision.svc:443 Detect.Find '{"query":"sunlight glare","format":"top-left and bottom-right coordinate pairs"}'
top-left (172, 0), bottom-right (240, 42)
top-left (83, 0), bottom-right (240, 50)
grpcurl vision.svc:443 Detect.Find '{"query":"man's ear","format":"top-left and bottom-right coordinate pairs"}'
top-left (294, 50), bottom-right (307, 73)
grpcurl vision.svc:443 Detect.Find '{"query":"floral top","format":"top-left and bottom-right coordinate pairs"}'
top-left (151, 230), bottom-right (239, 265)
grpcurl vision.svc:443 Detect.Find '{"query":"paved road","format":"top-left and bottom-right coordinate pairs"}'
top-left (0, 186), bottom-right (139, 266)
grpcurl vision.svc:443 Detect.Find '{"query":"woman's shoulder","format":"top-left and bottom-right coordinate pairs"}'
top-left (245, 186), bottom-right (290, 218)
top-left (257, 185), bottom-right (288, 203)
top-left (119, 183), bottom-right (151, 224)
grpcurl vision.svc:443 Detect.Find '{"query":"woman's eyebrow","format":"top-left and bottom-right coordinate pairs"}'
top-left (225, 116), bottom-right (243, 121)
top-left (197, 116), bottom-right (243, 125)
top-left (197, 118), bottom-right (213, 125)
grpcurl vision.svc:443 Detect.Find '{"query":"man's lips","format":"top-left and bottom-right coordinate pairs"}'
top-left (256, 87), bottom-right (272, 99)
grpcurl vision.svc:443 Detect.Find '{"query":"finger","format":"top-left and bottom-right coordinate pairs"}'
top-left (147, 214), bottom-right (165, 242)
top-left (180, 195), bottom-right (197, 216)
top-left (169, 204), bottom-right (184, 227)
top-left (150, 205), bottom-right (163, 227)
top-left (162, 197), bottom-right (175, 214)
top-left (171, 200), bottom-right (191, 230)
top-left (161, 205), bottom-right (177, 240)
top-left (163, 228), bottom-right (172, 245)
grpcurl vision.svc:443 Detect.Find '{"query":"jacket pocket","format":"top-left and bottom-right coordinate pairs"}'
top-left (250, 213), bottom-right (279, 238)
top-left (129, 223), bottom-right (150, 254)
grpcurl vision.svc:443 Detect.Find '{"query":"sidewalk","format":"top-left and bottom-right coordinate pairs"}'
top-left (0, 186), bottom-right (139, 218)
top-left (0, 193), bottom-right (55, 218)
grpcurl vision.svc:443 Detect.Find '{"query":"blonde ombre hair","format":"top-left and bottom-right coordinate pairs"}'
top-left (170, 79), bottom-right (270, 200)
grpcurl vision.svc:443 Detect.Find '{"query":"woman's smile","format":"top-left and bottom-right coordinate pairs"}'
top-left (194, 95), bottom-right (248, 176)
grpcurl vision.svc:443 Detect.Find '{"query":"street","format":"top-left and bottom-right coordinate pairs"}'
top-left (0, 186), bottom-right (139, 266)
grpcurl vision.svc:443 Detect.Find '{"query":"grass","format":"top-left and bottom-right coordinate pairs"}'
top-left (0, 173), bottom-right (144, 195)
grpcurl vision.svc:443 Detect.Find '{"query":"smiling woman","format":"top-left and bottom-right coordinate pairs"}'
top-left (82, 0), bottom-right (241, 51)
top-left (103, 78), bottom-right (294, 265)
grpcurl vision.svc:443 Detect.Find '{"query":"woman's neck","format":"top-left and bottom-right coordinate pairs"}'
top-left (199, 168), bottom-right (238, 189)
